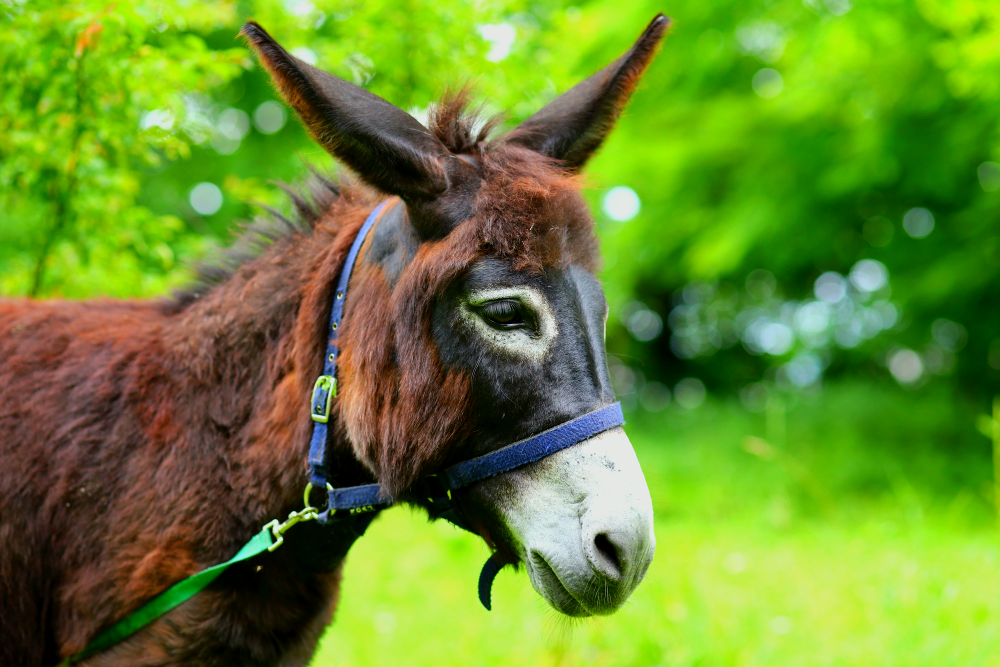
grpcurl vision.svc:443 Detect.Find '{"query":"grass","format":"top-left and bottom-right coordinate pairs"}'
top-left (312, 382), bottom-right (1000, 667)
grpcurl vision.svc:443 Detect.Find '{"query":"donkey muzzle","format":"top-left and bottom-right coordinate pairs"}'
top-left (473, 427), bottom-right (655, 616)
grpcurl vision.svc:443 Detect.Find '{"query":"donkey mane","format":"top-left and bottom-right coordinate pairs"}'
top-left (166, 171), bottom-right (340, 313)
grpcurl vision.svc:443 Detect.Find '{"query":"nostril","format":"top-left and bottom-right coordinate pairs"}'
top-left (593, 532), bottom-right (623, 578)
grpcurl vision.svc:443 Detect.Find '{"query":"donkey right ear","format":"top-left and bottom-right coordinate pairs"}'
top-left (506, 14), bottom-right (668, 171)
top-left (241, 21), bottom-right (450, 200)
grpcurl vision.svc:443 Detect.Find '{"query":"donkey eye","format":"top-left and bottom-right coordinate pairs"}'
top-left (479, 299), bottom-right (528, 329)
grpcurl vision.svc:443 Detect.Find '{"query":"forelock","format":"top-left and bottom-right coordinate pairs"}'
top-left (472, 143), bottom-right (599, 272)
top-left (423, 89), bottom-right (600, 274)
top-left (427, 87), bottom-right (500, 155)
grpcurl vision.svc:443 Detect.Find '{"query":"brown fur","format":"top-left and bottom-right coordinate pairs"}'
top-left (0, 97), bottom-right (600, 666)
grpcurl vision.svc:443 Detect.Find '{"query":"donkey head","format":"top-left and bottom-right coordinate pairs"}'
top-left (243, 15), bottom-right (667, 617)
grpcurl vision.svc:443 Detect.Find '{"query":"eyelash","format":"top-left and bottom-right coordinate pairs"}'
top-left (478, 299), bottom-right (531, 330)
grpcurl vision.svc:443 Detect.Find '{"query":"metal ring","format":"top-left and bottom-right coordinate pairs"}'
top-left (303, 482), bottom-right (335, 510)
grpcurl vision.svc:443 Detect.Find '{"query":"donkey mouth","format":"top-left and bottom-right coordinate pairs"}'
top-left (528, 549), bottom-right (644, 617)
top-left (527, 551), bottom-right (591, 617)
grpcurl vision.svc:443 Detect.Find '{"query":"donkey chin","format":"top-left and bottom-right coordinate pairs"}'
top-left (468, 427), bottom-right (655, 616)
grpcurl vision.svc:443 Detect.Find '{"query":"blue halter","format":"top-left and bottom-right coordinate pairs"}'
top-left (307, 201), bottom-right (625, 609)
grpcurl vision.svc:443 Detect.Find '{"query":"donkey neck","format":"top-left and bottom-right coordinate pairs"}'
top-left (166, 208), bottom-right (376, 538)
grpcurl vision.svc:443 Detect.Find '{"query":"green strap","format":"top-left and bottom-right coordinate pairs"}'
top-left (60, 527), bottom-right (276, 666)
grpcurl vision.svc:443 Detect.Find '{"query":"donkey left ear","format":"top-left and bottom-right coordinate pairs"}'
top-left (507, 14), bottom-right (669, 171)
top-left (241, 21), bottom-right (450, 200)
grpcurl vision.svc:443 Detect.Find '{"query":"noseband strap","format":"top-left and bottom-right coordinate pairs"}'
top-left (441, 402), bottom-right (625, 489)
top-left (307, 200), bottom-right (626, 608)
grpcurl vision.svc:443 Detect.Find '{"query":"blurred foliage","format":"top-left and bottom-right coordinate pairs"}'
top-left (592, 0), bottom-right (1000, 409)
top-left (1, 0), bottom-right (998, 409)
top-left (0, 1), bottom-right (243, 296)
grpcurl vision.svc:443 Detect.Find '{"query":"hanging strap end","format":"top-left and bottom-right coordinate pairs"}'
top-left (478, 553), bottom-right (504, 611)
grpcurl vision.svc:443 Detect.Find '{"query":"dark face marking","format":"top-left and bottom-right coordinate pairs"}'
top-left (431, 257), bottom-right (614, 459)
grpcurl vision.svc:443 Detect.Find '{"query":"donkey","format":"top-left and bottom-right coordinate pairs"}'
top-left (0, 14), bottom-right (667, 666)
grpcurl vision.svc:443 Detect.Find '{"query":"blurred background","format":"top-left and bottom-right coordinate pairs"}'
top-left (3, 0), bottom-right (1000, 664)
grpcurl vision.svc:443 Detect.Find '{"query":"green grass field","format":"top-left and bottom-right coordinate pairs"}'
top-left (313, 383), bottom-right (1000, 667)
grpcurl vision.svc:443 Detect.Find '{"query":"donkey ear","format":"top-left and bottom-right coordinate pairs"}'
top-left (241, 21), bottom-right (450, 200)
top-left (507, 14), bottom-right (669, 171)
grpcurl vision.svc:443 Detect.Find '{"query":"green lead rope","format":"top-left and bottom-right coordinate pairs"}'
top-left (59, 527), bottom-right (277, 666)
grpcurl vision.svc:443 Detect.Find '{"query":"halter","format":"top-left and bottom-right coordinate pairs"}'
top-left (307, 200), bottom-right (625, 608)
top-left (61, 201), bottom-right (625, 665)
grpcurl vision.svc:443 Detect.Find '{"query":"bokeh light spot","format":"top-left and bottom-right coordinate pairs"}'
top-left (478, 23), bottom-right (516, 62)
top-left (140, 108), bottom-right (174, 131)
top-left (602, 186), bottom-right (641, 221)
top-left (640, 382), bottom-right (671, 412)
top-left (888, 349), bottom-right (923, 385)
top-left (759, 321), bottom-right (794, 355)
top-left (902, 207), bottom-right (934, 239)
top-left (825, 0), bottom-right (853, 15)
top-left (373, 610), bottom-right (397, 634)
top-left (931, 319), bottom-right (967, 352)
top-left (794, 301), bottom-right (831, 335)
top-left (212, 108), bottom-right (251, 155)
top-left (849, 259), bottom-right (888, 293)
top-left (736, 21), bottom-right (785, 63)
top-left (283, 0), bottom-right (315, 17)
top-left (189, 182), bottom-right (223, 216)
top-left (752, 68), bottom-right (783, 98)
top-left (675, 378), bottom-right (707, 409)
top-left (873, 301), bottom-right (899, 329)
top-left (814, 272), bottom-right (846, 303)
top-left (254, 101), bottom-right (288, 135)
top-left (626, 307), bottom-right (663, 342)
top-left (219, 108), bottom-right (250, 140)
top-left (290, 47), bottom-right (317, 65)
top-left (978, 162), bottom-right (1000, 192)
top-left (782, 353), bottom-right (823, 387)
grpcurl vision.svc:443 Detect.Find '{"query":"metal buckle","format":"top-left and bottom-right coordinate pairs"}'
top-left (263, 506), bottom-right (319, 552)
top-left (310, 375), bottom-right (336, 423)
top-left (261, 482), bottom-right (339, 552)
